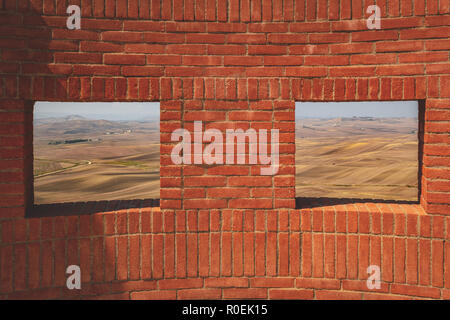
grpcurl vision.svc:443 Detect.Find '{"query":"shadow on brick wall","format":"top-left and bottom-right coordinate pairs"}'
top-left (0, 2), bottom-right (159, 298)
top-left (295, 197), bottom-right (418, 209)
top-left (17, 3), bottom-right (160, 217)
top-left (29, 199), bottom-right (160, 217)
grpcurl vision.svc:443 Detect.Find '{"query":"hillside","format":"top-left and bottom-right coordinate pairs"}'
top-left (33, 116), bottom-right (160, 204)
top-left (295, 117), bottom-right (418, 201)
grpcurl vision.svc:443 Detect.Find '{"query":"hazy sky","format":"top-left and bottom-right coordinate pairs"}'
top-left (34, 102), bottom-right (160, 121)
top-left (35, 101), bottom-right (418, 121)
top-left (296, 101), bottom-right (418, 119)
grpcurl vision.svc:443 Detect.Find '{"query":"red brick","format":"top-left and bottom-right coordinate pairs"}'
top-left (251, 278), bottom-right (294, 288)
top-left (0, 246), bottom-right (13, 292)
top-left (400, 27), bottom-right (450, 40)
top-left (158, 278), bottom-right (203, 290)
top-left (391, 284), bottom-right (440, 299)
top-left (406, 239), bottom-right (418, 284)
top-left (54, 52), bottom-right (102, 64)
top-left (104, 54), bottom-right (146, 65)
top-left (178, 289), bottom-right (222, 300)
top-left (223, 288), bottom-right (267, 299)
top-left (316, 290), bottom-right (363, 300)
top-left (269, 289), bottom-right (313, 299)
top-left (342, 280), bottom-right (389, 293)
top-left (131, 290), bottom-right (176, 300)
top-left (431, 240), bottom-right (444, 288)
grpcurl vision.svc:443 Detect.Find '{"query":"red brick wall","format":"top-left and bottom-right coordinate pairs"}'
top-left (0, 0), bottom-right (449, 299)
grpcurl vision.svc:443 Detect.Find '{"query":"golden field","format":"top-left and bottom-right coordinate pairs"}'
top-left (34, 115), bottom-right (418, 204)
top-left (33, 117), bottom-right (159, 204)
top-left (295, 117), bottom-right (418, 201)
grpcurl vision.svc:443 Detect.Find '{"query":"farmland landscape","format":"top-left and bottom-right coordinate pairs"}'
top-left (295, 116), bottom-right (419, 201)
top-left (34, 103), bottom-right (418, 204)
top-left (34, 113), bottom-right (160, 204)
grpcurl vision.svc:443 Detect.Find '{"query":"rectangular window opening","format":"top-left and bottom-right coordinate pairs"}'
top-left (32, 102), bottom-right (160, 215)
top-left (295, 101), bottom-right (421, 209)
